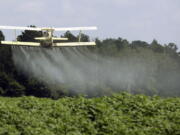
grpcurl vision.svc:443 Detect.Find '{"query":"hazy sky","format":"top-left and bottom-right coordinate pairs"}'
top-left (0, 0), bottom-right (179, 46)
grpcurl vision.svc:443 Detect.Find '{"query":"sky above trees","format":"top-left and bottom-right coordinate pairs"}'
top-left (0, 0), bottom-right (179, 47)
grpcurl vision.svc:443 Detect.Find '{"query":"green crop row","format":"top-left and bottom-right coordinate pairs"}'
top-left (0, 93), bottom-right (179, 135)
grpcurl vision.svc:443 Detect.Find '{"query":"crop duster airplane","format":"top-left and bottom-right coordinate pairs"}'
top-left (0, 26), bottom-right (97, 47)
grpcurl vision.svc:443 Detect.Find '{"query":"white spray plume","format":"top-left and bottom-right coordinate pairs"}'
top-left (12, 46), bottom-right (161, 95)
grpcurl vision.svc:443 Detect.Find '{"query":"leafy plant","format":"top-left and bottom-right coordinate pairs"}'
top-left (0, 93), bottom-right (179, 135)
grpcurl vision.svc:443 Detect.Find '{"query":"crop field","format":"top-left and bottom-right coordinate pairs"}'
top-left (0, 93), bottom-right (179, 135)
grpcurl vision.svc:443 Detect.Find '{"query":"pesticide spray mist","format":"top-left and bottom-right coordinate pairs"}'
top-left (12, 46), bottom-right (163, 96)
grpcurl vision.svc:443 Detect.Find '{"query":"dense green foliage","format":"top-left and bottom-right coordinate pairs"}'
top-left (0, 28), bottom-right (180, 98)
top-left (0, 93), bottom-right (179, 135)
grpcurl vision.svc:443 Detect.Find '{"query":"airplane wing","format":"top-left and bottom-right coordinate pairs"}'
top-left (0, 26), bottom-right (41, 31)
top-left (53, 26), bottom-right (97, 31)
top-left (54, 42), bottom-right (96, 47)
top-left (1, 41), bottom-right (40, 46)
top-left (0, 41), bottom-right (95, 47)
top-left (0, 26), bottom-right (97, 31)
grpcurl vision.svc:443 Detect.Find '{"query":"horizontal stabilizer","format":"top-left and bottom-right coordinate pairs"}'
top-left (35, 37), bottom-right (68, 41)
top-left (54, 42), bottom-right (96, 47)
top-left (35, 37), bottom-right (48, 40)
top-left (1, 41), bottom-right (40, 46)
top-left (52, 37), bottom-right (68, 40)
